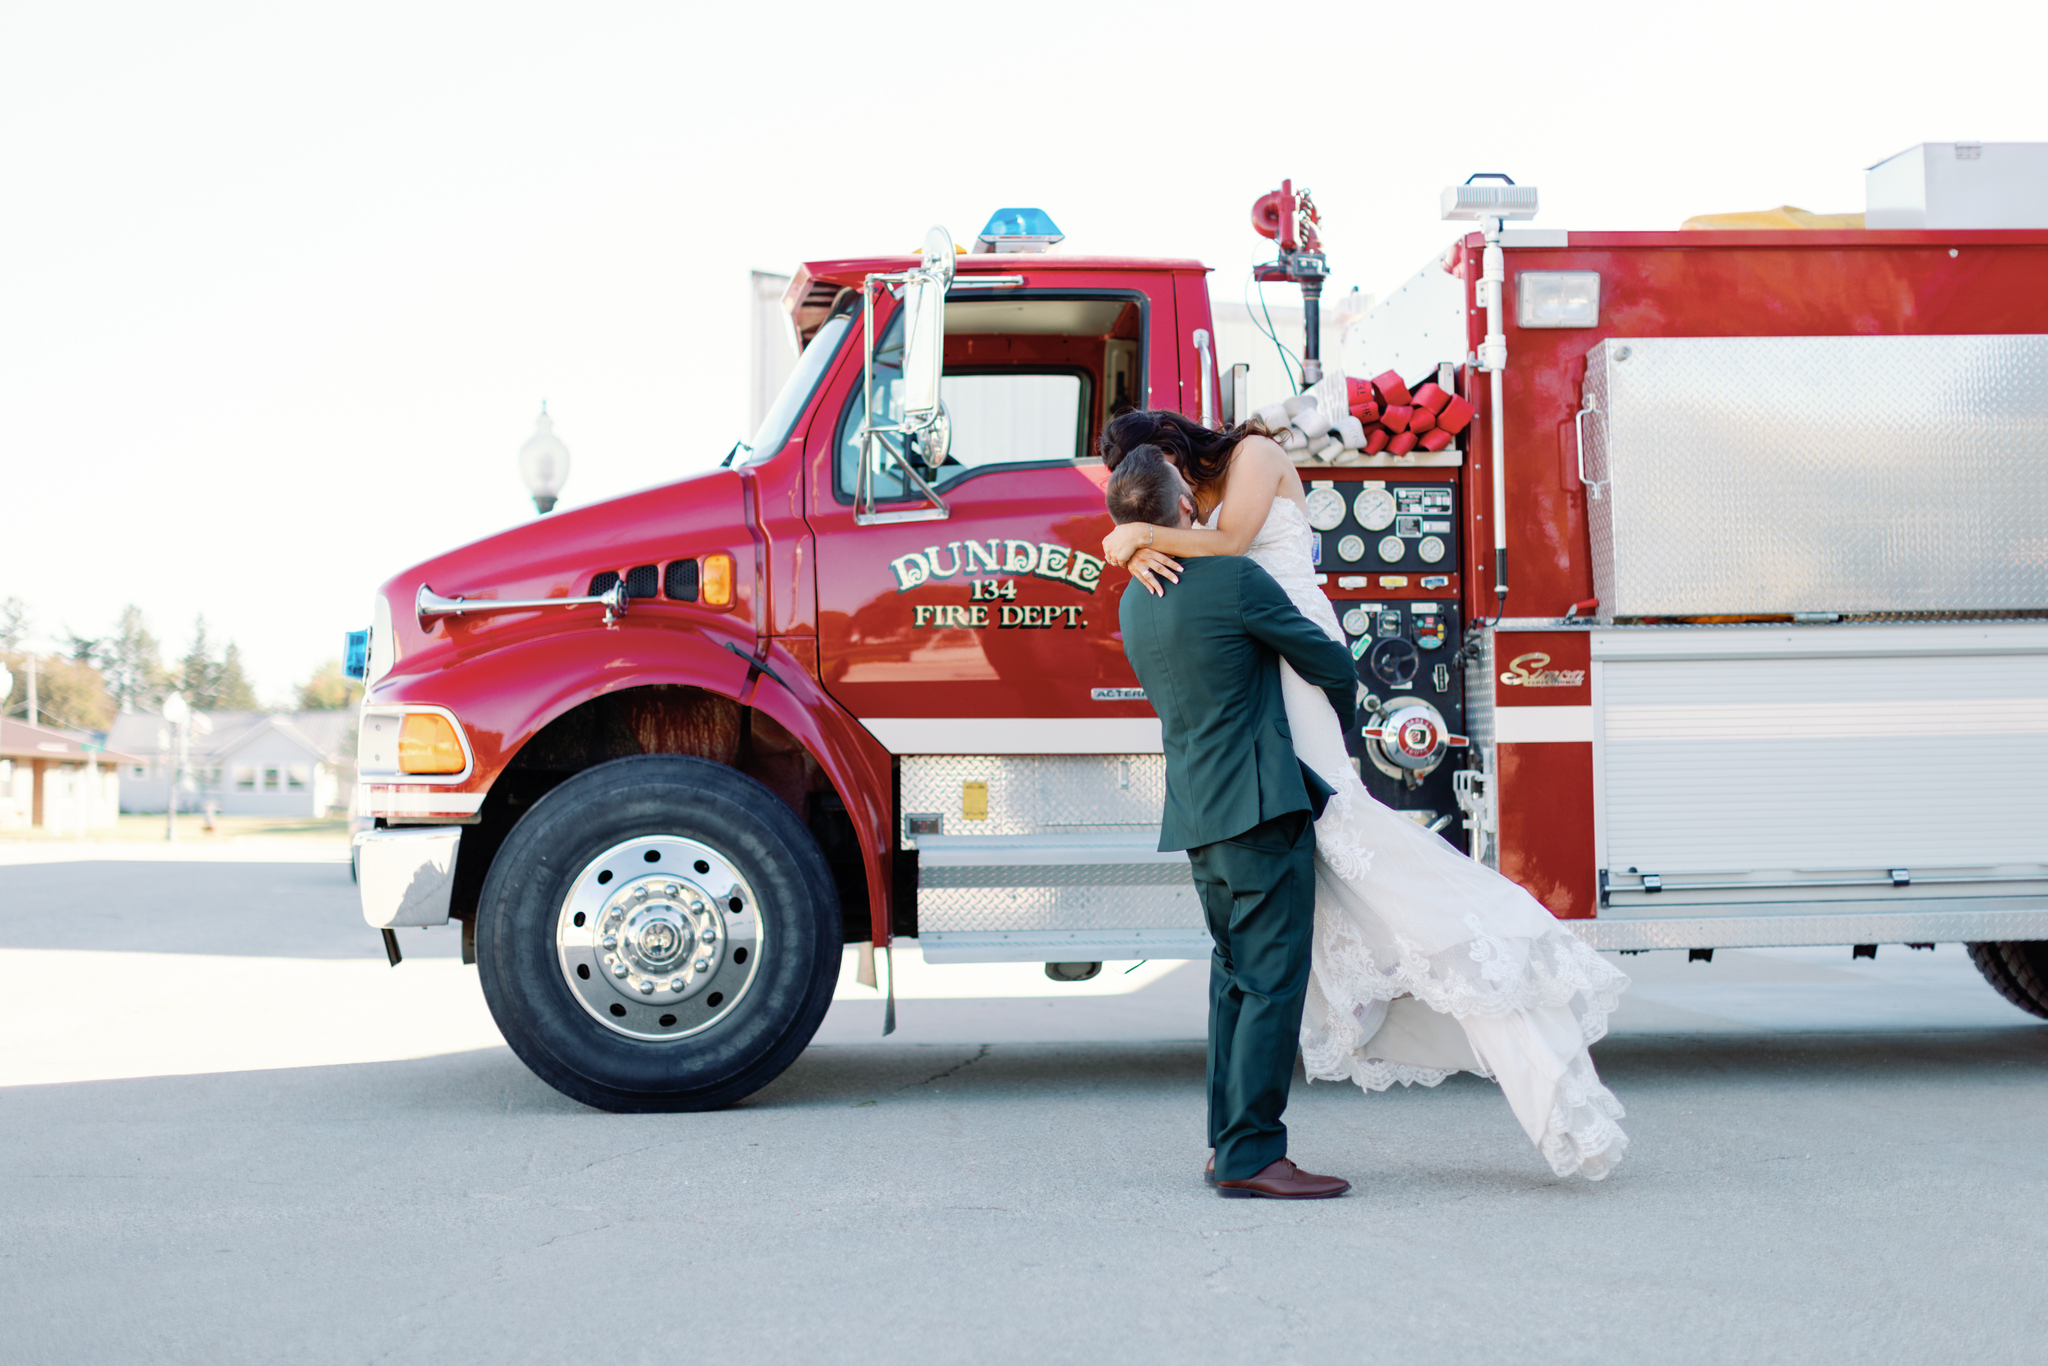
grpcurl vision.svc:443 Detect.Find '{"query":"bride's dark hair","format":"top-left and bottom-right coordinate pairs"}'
top-left (1097, 409), bottom-right (1274, 489)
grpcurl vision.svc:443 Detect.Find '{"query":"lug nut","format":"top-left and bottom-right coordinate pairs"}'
top-left (664, 883), bottom-right (680, 897)
top-left (638, 980), bottom-right (655, 994)
top-left (612, 962), bottom-right (629, 979)
top-left (694, 958), bottom-right (711, 973)
top-left (601, 934), bottom-right (618, 949)
top-left (633, 886), bottom-right (649, 901)
top-left (669, 977), bottom-right (685, 992)
top-left (700, 929), bottom-right (717, 945)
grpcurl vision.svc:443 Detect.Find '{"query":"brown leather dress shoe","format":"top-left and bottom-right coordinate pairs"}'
top-left (1214, 1158), bottom-right (1351, 1200)
top-left (1204, 1151), bottom-right (1216, 1185)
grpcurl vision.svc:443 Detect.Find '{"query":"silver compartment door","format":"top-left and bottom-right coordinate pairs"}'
top-left (1593, 622), bottom-right (2048, 920)
top-left (1583, 334), bottom-right (2048, 618)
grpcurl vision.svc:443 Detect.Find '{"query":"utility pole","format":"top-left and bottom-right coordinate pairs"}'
top-left (26, 655), bottom-right (37, 727)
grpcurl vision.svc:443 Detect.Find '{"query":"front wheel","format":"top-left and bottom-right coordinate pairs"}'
top-left (476, 755), bottom-right (842, 1111)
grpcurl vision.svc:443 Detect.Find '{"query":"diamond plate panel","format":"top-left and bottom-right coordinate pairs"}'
top-left (920, 863), bottom-right (1193, 888)
top-left (1583, 335), bottom-right (2048, 617)
top-left (899, 754), bottom-right (1165, 847)
top-left (917, 882), bottom-right (1203, 935)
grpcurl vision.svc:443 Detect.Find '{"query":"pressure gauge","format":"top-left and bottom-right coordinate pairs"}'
top-left (1377, 534), bottom-right (1405, 563)
top-left (1354, 486), bottom-right (1397, 531)
top-left (1341, 607), bottom-right (1371, 637)
top-left (1336, 534), bottom-right (1365, 562)
top-left (1417, 535), bottom-right (1446, 563)
top-left (1305, 485), bottom-right (1347, 531)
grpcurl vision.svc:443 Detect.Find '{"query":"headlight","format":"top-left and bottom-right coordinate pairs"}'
top-left (398, 714), bottom-right (466, 774)
top-left (360, 705), bottom-right (472, 783)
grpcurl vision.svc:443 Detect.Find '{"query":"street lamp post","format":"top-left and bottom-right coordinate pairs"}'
top-left (519, 403), bottom-right (571, 514)
top-left (162, 692), bottom-right (189, 842)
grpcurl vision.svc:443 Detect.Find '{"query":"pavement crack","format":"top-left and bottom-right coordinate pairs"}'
top-left (914, 1044), bottom-right (992, 1087)
top-left (574, 1141), bottom-right (682, 1174)
top-left (537, 1222), bottom-right (612, 1249)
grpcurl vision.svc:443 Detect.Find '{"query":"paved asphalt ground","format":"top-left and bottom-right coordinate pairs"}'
top-left (5, 847), bottom-right (2048, 1365)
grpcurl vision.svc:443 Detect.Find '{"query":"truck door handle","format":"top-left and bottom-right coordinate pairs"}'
top-left (1193, 328), bottom-right (1216, 428)
top-left (1575, 394), bottom-right (1607, 500)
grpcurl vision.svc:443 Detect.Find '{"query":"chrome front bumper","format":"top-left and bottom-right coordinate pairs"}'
top-left (355, 826), bottom-right (462, 928)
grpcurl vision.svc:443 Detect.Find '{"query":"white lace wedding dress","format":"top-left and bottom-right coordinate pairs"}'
top-left (1233, 496), bottom-right (1630, 1179)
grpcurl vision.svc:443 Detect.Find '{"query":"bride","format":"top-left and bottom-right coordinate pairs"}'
top-left (1098, 409), bottom-right (1631, 1180)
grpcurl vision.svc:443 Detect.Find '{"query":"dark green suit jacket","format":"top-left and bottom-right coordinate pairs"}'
top-left (1119, 556), bottom-right (1359, 852)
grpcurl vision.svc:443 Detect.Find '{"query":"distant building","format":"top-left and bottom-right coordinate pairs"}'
top-left (0, 719), bottom-right (131, 833)
top-left (109, 709), bottom-right (356, 817)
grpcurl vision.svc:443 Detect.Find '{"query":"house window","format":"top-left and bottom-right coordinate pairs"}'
top-left (0, 760), bottom-right (12, 782)
top-left (130, 765), bottom-right (146, 778)
top-left (235, 766), bottom-right (257, 791)
top-left (263, 767), bottom-right (281, 791)
top-left (286, 765), bottom-right (309, 791)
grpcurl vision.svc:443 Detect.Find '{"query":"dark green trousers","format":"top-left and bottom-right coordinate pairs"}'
top-left (1187, 810), bottom-right (1316, 1181)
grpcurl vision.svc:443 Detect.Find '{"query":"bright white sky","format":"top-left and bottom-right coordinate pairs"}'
top-left (2, 0), bottom-right (2041, 702)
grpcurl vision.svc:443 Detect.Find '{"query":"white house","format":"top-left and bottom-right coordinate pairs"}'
top-left (111, 709), bottom-right (355, 817)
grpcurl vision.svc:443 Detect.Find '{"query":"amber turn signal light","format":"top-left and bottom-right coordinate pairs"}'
top-left (398, 712), bottom-right (467, 774)
top-left (701, 553), bottom-right (734, 607)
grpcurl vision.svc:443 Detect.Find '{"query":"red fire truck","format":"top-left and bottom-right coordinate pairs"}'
top-left (352, 148), bottom-right (2048, 1111)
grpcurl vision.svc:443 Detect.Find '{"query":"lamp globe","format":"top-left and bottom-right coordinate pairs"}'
top-left (519, 404), bottom-right (572, 514)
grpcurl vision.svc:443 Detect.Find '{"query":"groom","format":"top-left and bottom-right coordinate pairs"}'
top-left (1109, 445), bottom-right (1359, 1199)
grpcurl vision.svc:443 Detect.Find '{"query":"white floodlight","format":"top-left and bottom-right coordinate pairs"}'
top-left (1442, 180), bottom-right (1540, 222)
top-left (1517, 271), bottom-right (1601, 328)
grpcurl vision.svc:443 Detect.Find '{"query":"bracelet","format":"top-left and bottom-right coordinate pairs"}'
top-left (1147, 526), bottom-right (1154, 549)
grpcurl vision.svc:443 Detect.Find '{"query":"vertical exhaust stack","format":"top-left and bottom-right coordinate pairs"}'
top-left (1251, 180), bottom-right (1330, 387)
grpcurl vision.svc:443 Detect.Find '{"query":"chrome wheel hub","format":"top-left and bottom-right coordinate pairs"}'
top-left (555, 835), bottom-right (763, 1041)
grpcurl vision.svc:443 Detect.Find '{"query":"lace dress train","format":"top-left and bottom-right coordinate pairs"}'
top-left (1239, 497), bottom-right (1630, 1179)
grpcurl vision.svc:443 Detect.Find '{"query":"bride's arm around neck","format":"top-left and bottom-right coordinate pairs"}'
top-left (1102, 435), bottom-right (1300, 564)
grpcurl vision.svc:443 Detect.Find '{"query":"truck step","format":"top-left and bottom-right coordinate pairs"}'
top-left (913, 831), bottom-right (1207, 964)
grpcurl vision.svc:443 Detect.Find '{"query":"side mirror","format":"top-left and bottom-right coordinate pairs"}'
top-left (898, 226), bottom-right (954, 422)
top-left (852, 226), bottom-right (956, 525)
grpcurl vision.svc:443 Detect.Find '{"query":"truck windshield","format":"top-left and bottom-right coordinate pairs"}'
top-left (737, 309), bottom-right (855, 466)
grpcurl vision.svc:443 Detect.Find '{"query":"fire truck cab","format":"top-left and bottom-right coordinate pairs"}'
top-left (352, 150), bottom-right (2048, 1112)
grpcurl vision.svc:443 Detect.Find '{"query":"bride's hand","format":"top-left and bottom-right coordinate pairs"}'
top-left (1102, 522), bottom-right (1154, 567)
top-left (1125, 547), bottom-right (1183, 596)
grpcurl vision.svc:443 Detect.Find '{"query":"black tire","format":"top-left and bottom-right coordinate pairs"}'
top-left (1966, 942), bottom-right (2048, 1020)
top-left (476, 754), bottom-right (841, 1111)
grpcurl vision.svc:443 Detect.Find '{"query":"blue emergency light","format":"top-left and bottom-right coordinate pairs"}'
top-left (977, 207), bottom-right (1064, 251)
top-left (344, 629), bottom-right (369, 681)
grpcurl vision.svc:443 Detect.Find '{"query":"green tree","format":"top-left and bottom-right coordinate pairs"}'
top-left (176, 617), bottom-right (258, 711)
top-left (1, 649), bottom-right (115, 731)
top-left (177, 615), bottom-right (220, 708)
top-left (0, 597), bottom-right (27, 652)
top-left (215, 642), bottom-right (260, 711)
top-left (296, 658), bottom-right (364, 710)
top-left (85, 606), bottom-right (171, 713)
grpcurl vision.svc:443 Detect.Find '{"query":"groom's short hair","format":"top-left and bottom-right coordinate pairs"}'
top-left (1106, 444), bottom-right (1183, 526)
